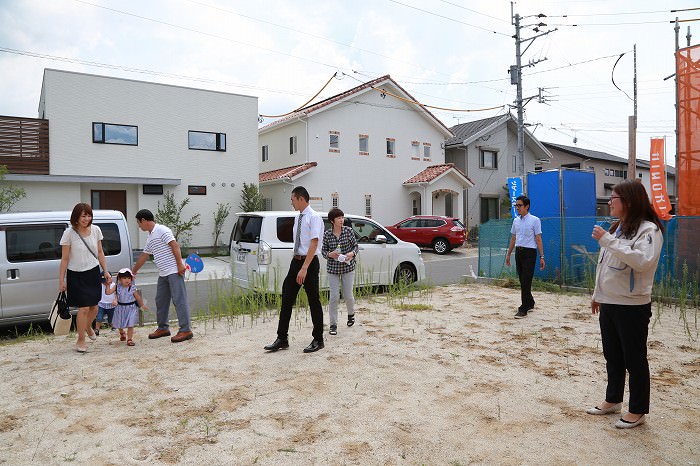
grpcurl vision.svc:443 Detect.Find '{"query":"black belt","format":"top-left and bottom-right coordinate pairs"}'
top-left (293, 254), bottom-right (307, 261)
top-left (515, 246), bottom-right (536, 251)
top-left (117, 300), bottom-right (137, 306)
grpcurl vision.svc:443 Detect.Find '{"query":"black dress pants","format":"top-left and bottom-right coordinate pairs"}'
top-left (515, 246), bottom-right (537, 311)
top-left (599, 302), bottom-right (652, 414)
top-left (277, 256), bottom-right (324, 342)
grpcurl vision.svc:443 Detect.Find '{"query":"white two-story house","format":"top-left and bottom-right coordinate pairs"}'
top-left (5, 69), bottom-right (258, 249)
top-left (257, 75), bottom-right (474, 226)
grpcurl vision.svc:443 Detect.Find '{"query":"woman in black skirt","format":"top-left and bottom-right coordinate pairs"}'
top-left (59, 203), bottom-right (111, 352)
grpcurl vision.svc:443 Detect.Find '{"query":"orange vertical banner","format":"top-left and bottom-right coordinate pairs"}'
top-left (676, 44), bottom-right (700, 216)
top-left (649, 138), bottom-right (672, 220)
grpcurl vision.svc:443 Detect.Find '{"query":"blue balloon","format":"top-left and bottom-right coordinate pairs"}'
top-left (186, 253), bottom-right (204, 273)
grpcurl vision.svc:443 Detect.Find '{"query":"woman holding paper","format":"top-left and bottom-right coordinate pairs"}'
top-left (321, 208), bottom-right (359, 335)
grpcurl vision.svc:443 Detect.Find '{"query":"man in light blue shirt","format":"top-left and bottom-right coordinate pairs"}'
top-left (505, 195), bottom-right (546, 319)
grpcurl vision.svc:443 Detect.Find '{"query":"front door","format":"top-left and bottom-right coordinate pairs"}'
top-left (91, 190), bottom-right (126, 216)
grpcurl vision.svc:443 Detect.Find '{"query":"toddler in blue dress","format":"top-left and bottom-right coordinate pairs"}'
top-left (106, 268), bottom-right (148, 346)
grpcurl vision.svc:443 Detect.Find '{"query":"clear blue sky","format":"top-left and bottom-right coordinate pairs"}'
top-left (1, 0), bottom-right (697, 163)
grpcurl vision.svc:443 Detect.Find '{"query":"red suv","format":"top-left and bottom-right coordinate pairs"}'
top-left (386, 216), bottom-right (466, 254)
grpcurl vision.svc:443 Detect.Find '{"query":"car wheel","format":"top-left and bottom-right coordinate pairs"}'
top-left (432, 238), bottom-right (450, 255)
top-left (394, 263), bottom-right (417, 284)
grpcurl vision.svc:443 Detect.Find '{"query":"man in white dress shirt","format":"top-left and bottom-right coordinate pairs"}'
top-left (505, 195), bottom-right (546, 319)
top-left (264, 186), bottom-right (325, 353)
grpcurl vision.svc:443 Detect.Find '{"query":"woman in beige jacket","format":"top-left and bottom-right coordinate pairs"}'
top-left (586, 180), bottom-right (664, 429)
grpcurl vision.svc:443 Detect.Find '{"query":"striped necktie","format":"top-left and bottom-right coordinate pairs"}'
top-left (293, 213), bottom-right (303, 255)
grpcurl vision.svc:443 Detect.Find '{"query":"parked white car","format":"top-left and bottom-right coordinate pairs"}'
top-left (229, 211), bottom-right (425, 293)
top-left (0, 210), bottom-right (133, 326)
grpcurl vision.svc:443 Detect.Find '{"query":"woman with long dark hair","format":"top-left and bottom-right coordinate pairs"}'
top-left (587, 179), bottom-right (664, 428)
top-left (59, 203), bottom-right (111, 352)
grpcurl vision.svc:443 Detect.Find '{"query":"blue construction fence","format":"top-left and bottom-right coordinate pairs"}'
top-left (478, 216), bottom-right (700, 287)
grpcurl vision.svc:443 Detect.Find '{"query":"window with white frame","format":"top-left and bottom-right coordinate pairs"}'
top-left (332, 192), bottom-right (339, 208)
top-left (289, 136), bottom-right (297, 155)
top-left (386, 138), bottom-right (395, 157)
top-left (412, 198), bottom-right (421, 215)
top-left (261, 145), bottom-right (269, 162)
top-left (480, 149), bottom-right (498, 169)
top-left (411, 141), bottom-right (420, 159)
top-left (264, 198), bottom-right (272, 211)
top-left (365, 194), bottom-right (372, 217)
top-left (359, 134), bottom-right (369, 155)
top-left (329, 131), bottom-right (340, 153)
top-left (423, 142), bottom-right (431, 160)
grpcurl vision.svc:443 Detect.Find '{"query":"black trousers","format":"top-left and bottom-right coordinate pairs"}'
top-left (599, 303), bottom-right (652, 414)
top-left (515, 246), bottom-right (537, 311)
top-left (277, 256), bottom-right (324, 342)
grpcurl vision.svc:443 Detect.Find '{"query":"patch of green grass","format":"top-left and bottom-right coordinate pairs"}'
top-left (393, 303), bottom-right (433, 311)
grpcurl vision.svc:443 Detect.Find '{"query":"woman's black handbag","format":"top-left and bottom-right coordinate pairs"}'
top-left (54, 291), bottom-right (71, 320)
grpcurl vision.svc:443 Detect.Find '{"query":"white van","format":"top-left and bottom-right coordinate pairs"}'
top-left (229, 211), bottom-right (425, 293)
top-left (0, 210), bottom-right (132, 326)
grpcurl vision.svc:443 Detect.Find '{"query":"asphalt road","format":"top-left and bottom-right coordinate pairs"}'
top-left (420, 247), bottom-right (478, 286)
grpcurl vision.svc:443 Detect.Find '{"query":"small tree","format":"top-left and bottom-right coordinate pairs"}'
top-left (239, 182), bottom-right (264, 212)
top-left (212, 202), bottom-right (231, 252)
top-left (0, 165), bottom-right (26, 212)
top-left (155, 191), bottom-right (201, 245)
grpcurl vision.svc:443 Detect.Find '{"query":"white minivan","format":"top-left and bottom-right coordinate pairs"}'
top-left (0, 210), bottom-right (132, 326)
top-left (229, 211), bottom-right (425, 293)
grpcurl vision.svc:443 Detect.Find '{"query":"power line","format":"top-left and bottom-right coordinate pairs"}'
top-left (436, 0), bottom-right (510, 23)
top-left (0, 46), bottom-right (309, 96)
top-left (184, 0), bottom-right (455, 79)
top-left (72, 0), bottom-right (340, 71)
top-left (387, 0), bottom-right (510, 36)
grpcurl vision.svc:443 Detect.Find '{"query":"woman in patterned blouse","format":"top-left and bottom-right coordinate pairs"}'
top-left (321, 208), bottom-right (359, 335)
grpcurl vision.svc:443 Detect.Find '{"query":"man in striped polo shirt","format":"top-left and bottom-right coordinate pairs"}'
top-left (132, 209), bottom-right (192, 342)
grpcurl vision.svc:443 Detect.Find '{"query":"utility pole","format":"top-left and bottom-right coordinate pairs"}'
top-left (628, 44), bottom-right (637, 180)
top-left (511, 3), bottom-right (557, 178)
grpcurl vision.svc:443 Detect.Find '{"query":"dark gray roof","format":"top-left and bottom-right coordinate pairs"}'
top-left (446, 115), bottom-right (505, 146)
top-left (542, 141), bottom-right (675, 175)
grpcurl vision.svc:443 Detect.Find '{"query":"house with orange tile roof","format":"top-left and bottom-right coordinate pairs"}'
top-left (258, 75), bottom-right (474, 226)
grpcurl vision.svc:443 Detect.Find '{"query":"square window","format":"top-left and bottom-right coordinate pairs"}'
top-left (411, 141), bottom-right (420, 158)
top-left (480, 149), bottom-right (498, 169)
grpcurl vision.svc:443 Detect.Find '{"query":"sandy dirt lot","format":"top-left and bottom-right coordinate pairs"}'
top-left (1, 283), bottom-right (698, 465)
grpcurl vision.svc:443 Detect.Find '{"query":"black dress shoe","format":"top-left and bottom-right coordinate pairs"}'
top-left (303, 339), bottom-right (324, 353)
top-left (264, 338), bottom-right (289, 351)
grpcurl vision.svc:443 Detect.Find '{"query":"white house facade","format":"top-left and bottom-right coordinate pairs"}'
top-left (7, 69), bottom-right (258, 249)
top-left (258, 76), bottom-right (473, 226)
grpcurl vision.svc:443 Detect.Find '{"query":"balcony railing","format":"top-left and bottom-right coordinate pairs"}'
top-left (0, 115), bottom-right (49, 174)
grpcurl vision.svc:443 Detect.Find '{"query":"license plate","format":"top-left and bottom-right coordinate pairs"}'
top-left (237, 252), bottom-right (246, 262)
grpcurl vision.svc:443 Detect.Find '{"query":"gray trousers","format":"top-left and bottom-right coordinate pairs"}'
top-left (328, 271), bottom-right (355, 326)
top-left (156, 273), bottom-right (190, 332)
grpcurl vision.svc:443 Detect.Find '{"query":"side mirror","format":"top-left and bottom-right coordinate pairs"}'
top-left (374, 234), bottom-right (387, 244)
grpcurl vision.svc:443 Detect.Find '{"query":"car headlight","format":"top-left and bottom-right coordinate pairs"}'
top-left (258, 241), bottom-right (271, 265)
